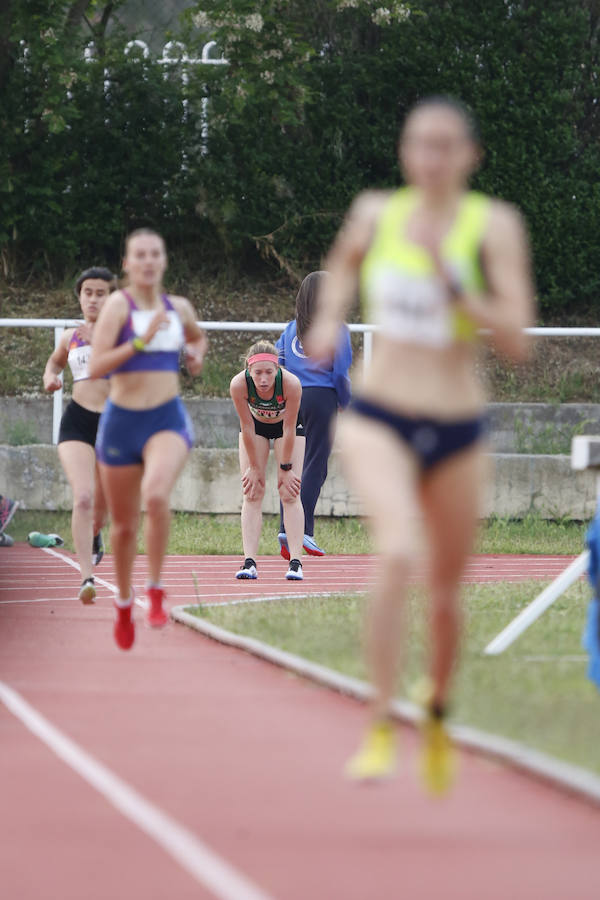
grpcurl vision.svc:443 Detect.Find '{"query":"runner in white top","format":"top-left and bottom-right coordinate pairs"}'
top-left (43, 267), bottom-right (116, 603)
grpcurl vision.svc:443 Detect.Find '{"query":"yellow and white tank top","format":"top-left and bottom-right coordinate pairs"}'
top-left (360, 188), bottom-right (491, 347)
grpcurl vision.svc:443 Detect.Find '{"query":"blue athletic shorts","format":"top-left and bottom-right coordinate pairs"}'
top-left (350, 397), bottom-right (486, 471)
top-left (96, 396), bottom-right (194, 466)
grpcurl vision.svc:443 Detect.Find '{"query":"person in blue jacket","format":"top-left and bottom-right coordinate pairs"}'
top-left (276, 271), bottom-right (352, 557)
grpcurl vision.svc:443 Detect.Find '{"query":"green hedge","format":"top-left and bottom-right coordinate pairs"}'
top-left (186, 0), bottom-right (600, 316)
top-left (0, 2), bottom-right (211, 279)
top-left (2, 1), bottom-right (600, 317)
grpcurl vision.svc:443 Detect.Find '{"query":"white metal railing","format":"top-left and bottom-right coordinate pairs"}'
top-left (1, 318), bottom-right (599, 444)
top-left (84, 39), bottom-right (228, 154)
top-left (0, 318), bottom-right (374, 443)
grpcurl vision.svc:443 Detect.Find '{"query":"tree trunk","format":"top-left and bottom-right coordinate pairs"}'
top-left (65, 0), bottom-right (90, 34)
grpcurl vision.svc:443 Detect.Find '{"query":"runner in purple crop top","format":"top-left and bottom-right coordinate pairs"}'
top-left (112, 290), bottom-right (184, 374)
top-left (89, 228), bottom-right (207, 650)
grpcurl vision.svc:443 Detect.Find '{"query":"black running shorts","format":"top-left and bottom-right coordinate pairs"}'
top-left (250, 416), bottom-right (305, 440)
top-left (58, 399), bottom-right (102, 447)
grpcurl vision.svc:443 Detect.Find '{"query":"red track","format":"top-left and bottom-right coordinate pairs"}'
top-left (1, 544), bottom-right (599, 900)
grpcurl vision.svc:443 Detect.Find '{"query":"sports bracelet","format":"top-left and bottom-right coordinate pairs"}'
top-left (280, 463), bottom-right (293, 471)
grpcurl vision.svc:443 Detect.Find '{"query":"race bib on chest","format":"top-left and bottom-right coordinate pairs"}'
top-left (370, 269), bottom-right (452, 348)
top-left (249, 404), bottom-right (283, 421)
top-left (68, 343), bottom-right (92, 382)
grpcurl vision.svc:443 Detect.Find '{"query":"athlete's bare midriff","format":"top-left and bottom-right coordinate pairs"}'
top-left (71, 378), bottom-right (110, 413)
top-left (109, 370), bottom-right (180, 409)
top-left (358, 334), bottom-right (485, 419)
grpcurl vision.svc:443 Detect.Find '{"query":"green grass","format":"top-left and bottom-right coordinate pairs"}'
top-left (477, 514), bottom-right (586, 555)
top-left (188, 581), bottom-right (600, 775)
top-left (8, 511), bottom-right (371, 556)
top-left (8, 511), bottom-right (586, 556)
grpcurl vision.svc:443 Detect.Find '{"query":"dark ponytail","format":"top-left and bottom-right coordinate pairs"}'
top-left (295, 270), bottom-right (327, 344)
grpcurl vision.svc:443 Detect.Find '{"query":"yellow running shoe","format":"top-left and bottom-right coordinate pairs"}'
top-left (78, 577), bottom-right (96, 605)
top-left (419, 712), bottom-right (457, 796)
top-left (344, 720), bottom-right (396, 781)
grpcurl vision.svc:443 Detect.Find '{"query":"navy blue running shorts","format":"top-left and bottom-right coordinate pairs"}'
top-left (96, 396), bottom-right (194, 466)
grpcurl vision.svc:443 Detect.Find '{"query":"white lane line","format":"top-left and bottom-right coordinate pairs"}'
top-left (199, 591), bottom-right (354, 609)
top-left (0, 597), bottom-right (77, 605)
top-left (0, 681), bottom-right (274, 900)
top-left (42, 547), bottom-right (147, 610)
top-left (0, 586), bottom-right (87, 592)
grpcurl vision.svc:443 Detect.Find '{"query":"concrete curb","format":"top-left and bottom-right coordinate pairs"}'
top-left (171, 603), bottom-right (600, 808)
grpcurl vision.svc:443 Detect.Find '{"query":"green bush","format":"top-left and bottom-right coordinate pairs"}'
top-left (183, 0), bottom-right (600, 314)
top-left (0, 2), bottom-right (212, 279)
top-left (2, 1), bottom-right (600, 319)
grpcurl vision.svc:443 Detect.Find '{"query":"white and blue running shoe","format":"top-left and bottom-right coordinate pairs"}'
top-left (302, 534), bottom-right (325, 557)
top-left (285, 559), bottom-right (303, 581)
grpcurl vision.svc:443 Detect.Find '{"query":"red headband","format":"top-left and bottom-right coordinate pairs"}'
top-left (247, 353), bottom-right (278, 367)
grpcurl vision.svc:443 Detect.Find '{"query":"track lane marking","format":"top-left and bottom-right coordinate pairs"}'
top-left (0, 597), bottom-right (85, 605)
top-left (0, 681), bottom-right (274, 900)
top-left (41, 547), bottom-right (147, 610)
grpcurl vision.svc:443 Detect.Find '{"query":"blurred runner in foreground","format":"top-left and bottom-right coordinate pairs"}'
top-left (307, 96), bottom-right (535, 792)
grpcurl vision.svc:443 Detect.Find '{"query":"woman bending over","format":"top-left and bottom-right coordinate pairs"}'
top-left (230, 341), bottom-right (305, 581)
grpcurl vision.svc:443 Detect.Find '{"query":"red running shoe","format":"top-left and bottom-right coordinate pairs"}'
top-left (114, 601), bottom-right (135, 651)
top-left (278, 532), bottom-right (290, 560)
top-left (146, 586), bottom-right (168, 628)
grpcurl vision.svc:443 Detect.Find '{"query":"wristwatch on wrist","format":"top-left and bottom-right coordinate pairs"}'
top-left (280, 463), bottom-right (293, 471)
top-left (131, 337), bottom-right (146, 353)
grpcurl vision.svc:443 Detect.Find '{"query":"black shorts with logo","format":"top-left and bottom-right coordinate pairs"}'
top-left (251, 416), bottom-right (304, 440)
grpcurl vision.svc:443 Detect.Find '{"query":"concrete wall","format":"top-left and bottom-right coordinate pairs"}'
top-left (0, 396), bottom-right (240, 448)
top-left (487, 403), bottom-right (600, 453)
top-left (1, 444), bottom-right (597, 520)
top-left (3, 396), bottom-right (600, 452)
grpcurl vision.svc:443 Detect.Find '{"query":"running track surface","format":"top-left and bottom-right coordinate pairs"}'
top-left (1, 544), bottom-right (599, 900)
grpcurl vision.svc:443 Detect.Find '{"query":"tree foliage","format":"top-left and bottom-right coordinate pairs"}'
top-left (182, 0), bottom-right (600, 314)
top-left (2, 0), bottom-right (600, 315)
top-left (0, 1), bottom-right (203, 279)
